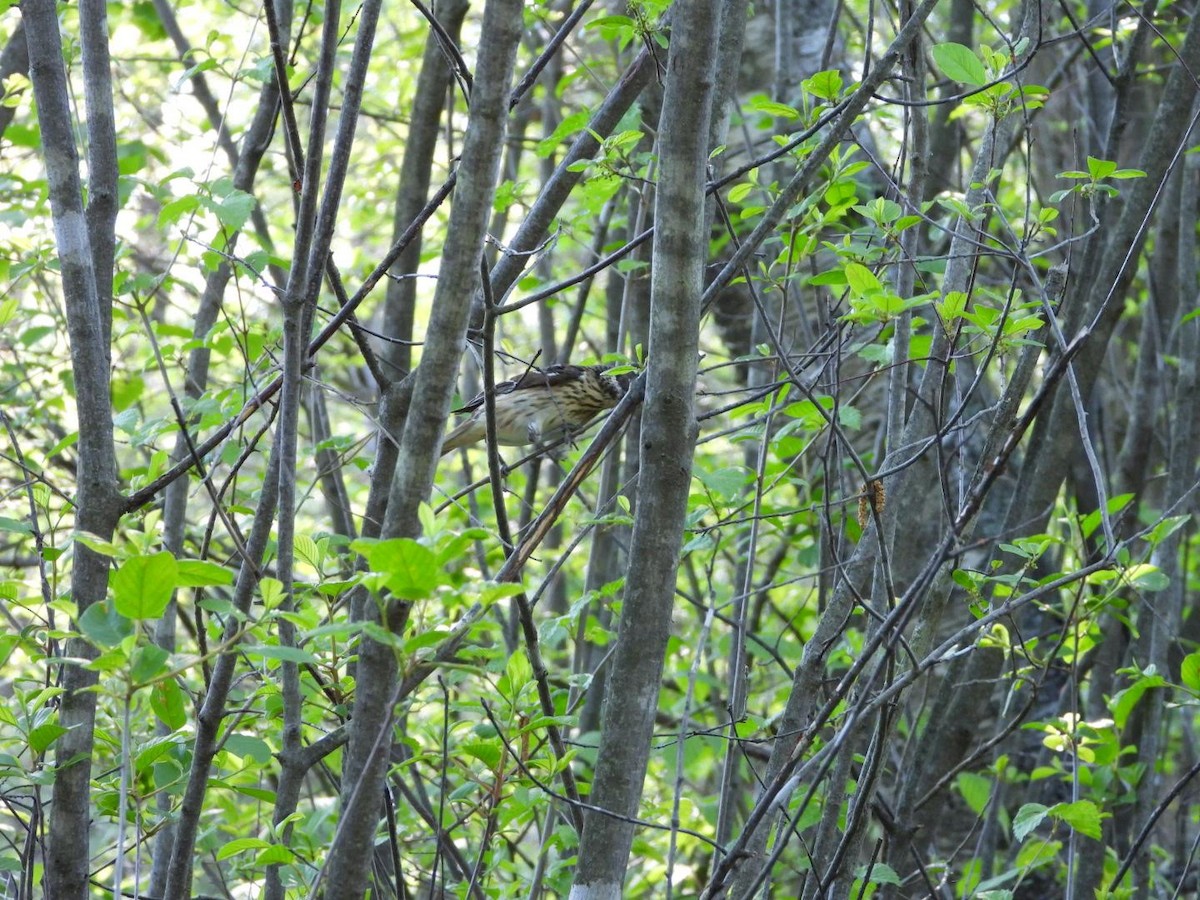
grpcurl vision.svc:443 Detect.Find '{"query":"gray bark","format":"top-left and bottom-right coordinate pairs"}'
top-left (79, 0), bottom-right (118, 350)
top-left (569, 0), bottom-right (718, 893)
top-left (380, 0), bottom-right (471, 380)
top-left (25, 2), bottom-right (123, 897)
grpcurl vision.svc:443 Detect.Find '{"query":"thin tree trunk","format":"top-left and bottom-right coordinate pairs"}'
top-left (24, 3), bottom-right (122, 896)
top-left (569, 0), bottom-right (717, 892)
top-left (380, 0), bottom-right (471, 381)
top-left (0, 20), bottom-right (27, 139)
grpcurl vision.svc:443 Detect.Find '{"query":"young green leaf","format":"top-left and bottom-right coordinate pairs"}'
top-left (932, 42), bottom-right (988, 86)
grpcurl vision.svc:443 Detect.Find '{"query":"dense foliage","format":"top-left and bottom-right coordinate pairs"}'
top-left (2, 0), bottom-right (1199, 897)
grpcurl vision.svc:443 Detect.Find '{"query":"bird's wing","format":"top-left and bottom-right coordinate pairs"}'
top-left (451, 364), bottom-right (585, 414)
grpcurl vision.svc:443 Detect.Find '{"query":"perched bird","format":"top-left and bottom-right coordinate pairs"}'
top-left (441, 364), bottom-right (631, 456)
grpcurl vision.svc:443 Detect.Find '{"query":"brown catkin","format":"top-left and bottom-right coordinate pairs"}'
top-left (857, 479), bottom-right (886, 528)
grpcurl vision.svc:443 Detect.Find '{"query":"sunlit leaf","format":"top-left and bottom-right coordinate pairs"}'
top-left (932, 42), bottom-right (988, 86)
top-left (112, 552), bottom-right (178, 620)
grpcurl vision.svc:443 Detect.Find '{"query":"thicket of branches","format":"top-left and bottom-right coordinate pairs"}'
top-left (2, 0), bottom-right (1200, 896)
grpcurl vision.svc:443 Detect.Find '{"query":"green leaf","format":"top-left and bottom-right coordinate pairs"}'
top-left (855, 862), bottom-right (901, 885)
top-left (175, 559), bottom-right (234, 587)
top-left (956, 771), bottom-right (991, 816)
top-left (499, 649), bottom-right (534, 701)
top-left (728, 181), bottom-right (755, 204)
top-left (158, 193), bottom-right (200, 229)
top-left (78, 600), bottom-right (134, 647)
top-left (1125, 563), bottom-right (1169, 592)
top-left (0, 516), bottom-right (32, 535)
top-left (1181, 651), bottom-right (1200, 693)
top-left (1015, 836), bottom-right (1061, 868)
top-left (151, 679), bottom-right (188, 730)
top-left (130, 643), bottom-right (170, 683)
top-left (133, 735), bottom-right (180, 772)
top-left (243, 644), bottom-right (318, 665)
top-left (932, 42), bottom-right (987, 86)
top-left (476, 582), bottom-right (526, 607)
top-left (838, 404), bottom-right (862, 430)
top-left (999, 535), bottom-right (1053, 560)
top-left (803, 69), bottom-right (844, 101)
top-left (1049, 799), bottom-right (1103, 840)
top-left (1146, 514), bottom-right (1190, 547)
top-left (111, 374), bottom-right (144, 411)
top-left (807, 268), bottom-right (846, 286)
top-left (824, 180), bottom-right (857, 208)
top-left (0, 296), bottom-right (17, 328)
top-left (211, 779), bottom-right (276, 802)
top-left (295, 534), bottom-right (322, 570)
top-left (75, 532), bottom-right (121, 558)
top-left (1079, 493), bottom-right (1133, 539)
top-left (404, 628), bottom-right (450, 653)
top-left (517, 715), bottom-right (576, 735)
top-left (172, 57), bottom-right (218, 92)
top-left (751, 99), bottom-right (799, 119)
top-left (29, 722), bottom-right (68, 754)
top-left (112, 551), bottom-right (178, 619)
top-left (20, 325), bottom-right (55, 347)
top-left (952, 568), bottom-right (983, 593)
top-left (304, 620), bottom-right (365, 642)
top-left (782, 397), bottom-right (833, 428)
top-left (206, 187), bottom-right (256, 231)
top-left (1013, 804), bottom-right (1049, 842)
top-left (217, 837), bottom-right (271, 860)
top-left (697, 466), bottom-right (753, 501)
top-left (0, 633), bottom-right (23, 671)
top-left (844, 262), bottom-right (881, 297)
top-left (1110, 672), bottom-right (1166, 728)
top-left (353, 537), bottom-right (443, 600)
top-left (460, 739), bottom-right (503, 769)
top-left (1086, 156), bottom-right (1117, 180)
top-left (854, 197), bottom-right (902, 224)
top-left (259, 576), bottom-right (284, 609)
top-left (255, 844), bottom-right (296, 866)
top-left (587, 14), bottom-right (636, 43)
top-left (222, 734), bottom-right (272, 764)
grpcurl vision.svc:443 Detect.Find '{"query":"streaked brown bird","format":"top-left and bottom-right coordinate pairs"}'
top-left (440, 364), bottom-right (631, 456)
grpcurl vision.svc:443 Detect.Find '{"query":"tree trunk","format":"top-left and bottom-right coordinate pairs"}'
top-left (569, 0), bottom-right (717, 893)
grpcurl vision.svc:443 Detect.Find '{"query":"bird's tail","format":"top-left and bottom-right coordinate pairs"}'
top-left (440, 418), bottom-right (481, 456)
